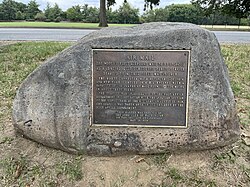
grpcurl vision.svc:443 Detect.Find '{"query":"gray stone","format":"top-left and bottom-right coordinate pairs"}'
top-left (13, 22), bottom-right (240, 155)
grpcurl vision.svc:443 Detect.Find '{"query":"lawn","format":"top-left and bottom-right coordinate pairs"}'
top-left (0, 22), bottom-right (136, 29)
top-left (201, 25), bottom-right (250, 31)
top-left (0, 42), bottom-right (249, 186)
top-left (0, 22), bottom-right (249, 31)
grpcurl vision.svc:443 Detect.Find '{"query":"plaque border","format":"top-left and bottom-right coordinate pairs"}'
top-left (91, 49), bottom-right (190, 128)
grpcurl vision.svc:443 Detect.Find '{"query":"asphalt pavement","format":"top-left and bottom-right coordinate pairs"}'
top-left (0, 28), bottom-right (95, 41)
top-left (0, 28), bottom-right (250, 43)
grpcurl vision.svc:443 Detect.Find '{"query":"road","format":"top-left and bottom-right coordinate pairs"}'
top-left (214, 31), bottom-right (250, 43)
top-left (0, 28), bottom-right (95, 41)
top-left (0, 28), bottom-right (250, 43)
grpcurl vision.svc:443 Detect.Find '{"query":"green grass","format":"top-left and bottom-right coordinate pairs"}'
top-left (0, 22), bottom-right (136, 29)
top-left (150, 152), bottom-right (171, 165)
top-left (0, 155), bottom-right (30, 187)
top-left (162, 168), bottom-right (217, 187)
top-left (201, 25), bottom-right (250, 31)
top-left (56, 157), bottom-right (83, 181)
top-left (0, 42), bottom-right (72, 99)
top-left (221, 45), bottom-right (250, 99)
top-left (0, 42), bottom-right (72, 130)
top-left (0, 154), bottom-right (83, 187)
top-left (0, 22), bottom-right (249, 31)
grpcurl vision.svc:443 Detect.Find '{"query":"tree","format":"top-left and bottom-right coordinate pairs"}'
top-left (144, 0), bottom-right (160, 10)
top-left (99, 0), bottom-right (161, 27)
top-left (26, 0), bottom-right (40, 19)
top-left (141, 7), bottom-right (168, 22)
top-left (14, 1), bottom-right (27, 13)
top-left (51, 3), bottom-right (62, 21)
top-left (167, 4), bottom-right (203, 24)
top-left (83, 6), bottom-right (99, 23)
top-left (115, 2), bottom-right (140, 24)
top-left (223, 0), bottom-right (250, 27)
top-left (107, 8), bottom-right (119, 23)
top-left (35, 12), bottom-right (46, 21)
top-left (99, 0), bottom-right (108, 27)
top-left (16, 10), bottom-right (25, 20)
top-left (44, 3), bottom-right (63, 22)
top-left (1, 0), bottom-right (17, 20)
top-left (191, 0), bottom-right (224, 27)
top-left (66, 5), bottom-right (83, 22)
top-left (192, 0), bottom-right (250, 27)
top-left (0, 4), bottom-right (3, 20)
top-left (44, 3), bottom-right (52, 20)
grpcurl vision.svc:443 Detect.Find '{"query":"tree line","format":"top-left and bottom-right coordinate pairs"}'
top-left (0, 0), bottom-right (249, 26)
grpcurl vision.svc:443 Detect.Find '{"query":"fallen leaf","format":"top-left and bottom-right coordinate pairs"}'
top-left (135, 157), bottom-right (145, 163)
top-left (15, 165), bottom-right (22, 179)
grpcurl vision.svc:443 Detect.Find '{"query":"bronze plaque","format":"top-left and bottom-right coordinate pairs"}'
top-left (92, 49), bottom-right (190, 128)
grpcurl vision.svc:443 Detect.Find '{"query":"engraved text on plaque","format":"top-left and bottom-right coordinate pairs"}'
top-left (92, 50), bottom-right (190, 127)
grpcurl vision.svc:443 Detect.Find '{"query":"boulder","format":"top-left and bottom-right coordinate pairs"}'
top-left (13, 22), bottom-right (240, 155)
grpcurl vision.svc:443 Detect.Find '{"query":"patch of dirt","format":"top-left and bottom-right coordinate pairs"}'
top-left (0, 41), bottom-right (24, 48)
top-left (1, 119), bottom-right (249, 187)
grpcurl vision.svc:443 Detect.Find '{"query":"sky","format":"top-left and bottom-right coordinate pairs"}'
top-left (0, 0), bottom-right (191, 13)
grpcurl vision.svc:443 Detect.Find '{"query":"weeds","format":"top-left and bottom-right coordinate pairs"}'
top-left (0, 137), bottom-right (14, 144)
top-left (0, 155), bottom-right (29, 186)
top-left (151, 152), bottom-right (171, 166)
top-left (214, 149), bottom-right (237, 164)
top-left (162, 168), bottom-right (217, 187)
top-left (56, 157), bottom-right (83, 181)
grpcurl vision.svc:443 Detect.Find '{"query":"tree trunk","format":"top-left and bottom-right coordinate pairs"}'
top-left (238, 17), bottom-right (241, 29)
top-left (99, 0), bottom-right (108, 27)
top-left (212, 11), bottom-right (215, 28)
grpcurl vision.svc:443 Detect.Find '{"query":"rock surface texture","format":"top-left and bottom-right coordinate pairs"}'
top-left (13, 23), bottom-right (240, 155)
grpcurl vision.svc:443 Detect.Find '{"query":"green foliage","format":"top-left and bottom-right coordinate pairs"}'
top-left (26, 0), bottom-right (40, 19)
top-left (192, 0), bottom-right (250, 26)
top-left (142, 4), bottom-right (204, 24)
top-left (66, 5), bottom-right (83, 22)
top-left (35, 12), bottom-right (46, 21)
top-left (0, 0), bottom-right (248, 26)
top-left (142, 3), bottom-right (243, 25)
top-left (141, 7), bottom-right (168, 22)
top-left (44, 3), bottom-right (63, 22)
top-left (66, 4), bottom-right (99, 23)
top-left (83, 5), bottom-right (99, 23)
top-left (15, 10), bottom-right (24, 20)
top-left (0, 0), bottom-right (41, 21)
top-left (112, 2), bottom-right (140, 24)
top-left (167, 4), bottom-right (204, 24)
top-left (1, 0), bottom-right (17, 20)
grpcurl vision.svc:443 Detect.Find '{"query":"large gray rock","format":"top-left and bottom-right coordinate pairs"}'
top-left (13, 23), bottom-right (240, 155)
